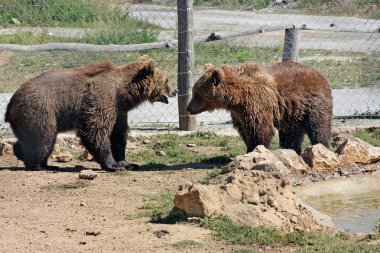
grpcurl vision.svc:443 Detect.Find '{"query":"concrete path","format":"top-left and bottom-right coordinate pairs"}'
top-left (129, 4), bottom-right (380, 52)
top-left (1, 88), bottom-right (379, 132)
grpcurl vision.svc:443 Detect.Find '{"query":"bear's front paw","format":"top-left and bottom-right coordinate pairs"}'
top-left (118, 160), bottom-right (140, 171)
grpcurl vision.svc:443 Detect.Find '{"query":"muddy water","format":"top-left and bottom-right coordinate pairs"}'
top-left (297, 175), bottom-right (380, 233)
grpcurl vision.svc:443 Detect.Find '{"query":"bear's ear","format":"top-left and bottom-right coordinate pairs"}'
top-left (204, 63), bottom-right (214, 71)
top-left (141, 59), bottom-right (156, 76)
top-left (210, 68), bottom-right (223, 86)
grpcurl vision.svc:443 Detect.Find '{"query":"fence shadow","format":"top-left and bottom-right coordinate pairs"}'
top-left (137, 155), bottom-right (232, 171)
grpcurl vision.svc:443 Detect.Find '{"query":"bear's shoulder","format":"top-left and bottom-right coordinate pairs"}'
top-left (79, 61), bottom-right (116, 77)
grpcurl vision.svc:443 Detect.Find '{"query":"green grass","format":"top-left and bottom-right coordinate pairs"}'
top-left (353, 128), bottom-right (380, 147)
top-left (1, 43), bottom-right (378, 93)
top-left (194, 0), bottom-right (272, 10)
top-left (230, 249), bottom-right (261, 253)
top-left (0, 0), bottom-right (104, 27)
top-left (40, 180), bottom-right (89, 192)
top-left (199, 167), bottom-right (221, 185)
top-left (125, 132), bottom-right (246, 169)
top-left (295, 0), bottom-right (380, 18)
top-left (171, 240), bottom-right (203, 250)
top-left (136, 0), bottom-right (272, 10)
top-left (200, 216), bottom-right (380, 252)
top-left (126, 191), bottom-right (186, 222)
top-left (0, 1), bottom-right (159, 45)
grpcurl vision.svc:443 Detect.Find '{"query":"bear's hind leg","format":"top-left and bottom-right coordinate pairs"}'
top-left (279, 126), bottom-right (305, 154)
top-left (79, 134), bottom-right (121, 172)
top-left (22, 131), bottom-right (57, 170)
top-left (13, 141), bottom-right (24, 161)
top-left (304, 113), bottom-right (332, 148)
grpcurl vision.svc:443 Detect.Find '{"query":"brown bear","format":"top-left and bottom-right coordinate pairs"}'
top-left (187, 61), bottom-right (332, 154)
top-left (5, 55), bottom-right (176, 171)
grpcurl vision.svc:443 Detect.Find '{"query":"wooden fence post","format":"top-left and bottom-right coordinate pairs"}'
top-left (177, 0), bottom-right (197, 131)
top-left (282, 27), bottom-right (300, 62)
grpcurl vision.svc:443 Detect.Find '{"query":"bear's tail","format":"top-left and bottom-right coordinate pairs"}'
top-left (13, 141), bottom-right (24, 161)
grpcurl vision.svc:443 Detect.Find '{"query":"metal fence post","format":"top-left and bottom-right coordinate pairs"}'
top-left (177, 0), bottom-right (197, 131)
top-left (282, 27), bottom-right (300, 62)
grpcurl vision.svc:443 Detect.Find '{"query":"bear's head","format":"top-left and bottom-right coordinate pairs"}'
top-left (122, 55), bottom-right (177, 105)
top-left (187, 64), bottom-right (226, 114)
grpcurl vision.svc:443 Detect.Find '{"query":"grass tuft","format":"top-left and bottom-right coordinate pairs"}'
top-left (126, 191), bottom-right (187, 223)
top-left (172, 240), bottom-right (203, 250)
top-left (40, 180), bottom-right (89, 192)
top-left (199, 167), bottom-right (221, 185)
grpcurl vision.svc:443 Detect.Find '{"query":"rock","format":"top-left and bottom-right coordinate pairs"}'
top-left (1, 138), bottom-right (17, 145)
top-left (247, 196), bottom-right (260, 205)
top-left (155, 150), bottom-right (166, 156)
top-left (252, 145), bottom-right (279, 163)
top-left (221, 145), bottom-right (278, 174)
top-left (186, 143), bottom-right (197, 147)
top-left (85, 231), bottom-right (101, 236)
top-left (174, 169), bottom-right (333, 232)
top-left (55, 152), bottom-right (73, 163)
top-left (0, 142), bottom-right (13, 155)
top-left (336, 138), bottom-right (380, 165)
top-left (187, 217), bottom-right (201, 223)
top-left (11, 18), bottom-right (21, 25)
top-left (153, 229), bottom-right (170, 238)
top-left (82, 150), bottom-right (93, 161)
top-left (55, 136), bottom-right (67, 148)
top-left (302, 144), bottom-right (340, 172)
top-left (127, 141), bottom-right (137, 149)
top-left (142, 139), bottom-right (151, 144)
top-left (174, 183), bottom-right (223, 217)
top-left (253, 160), bottom-right (289, 176)
top-left (56, 133), bottom-right (81, 148)
top-left (331, 134), bottom-right (349, 148)
top-left (273, 149), bottom-right (309, 175)
top-left (79, 170), bottom-right (97, 180)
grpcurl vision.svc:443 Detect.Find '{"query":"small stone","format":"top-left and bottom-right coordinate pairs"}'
top-left (290, 216), bottom-right (298, 224)
top-left (247, 196), bottom-right (260, 205)
top-left (187, 217), bottom-right (201, 223)
top-left (267, 197), bottom-right (276, 207)
top-left (82, 150), bottom-right (93, 161)
top-left (12, 18), bottom-right (21, 25)
top-left (55, 152), bottom-right (73, 163)
top-left (0, 142), bottom-right (13, 155)
top-left (258, 189), bottom-right (266, 196)
top-left (142, 139), bottom-right (151, 144)
top-left (79, 170), bottom-right (97, 180)
top-left (155, 150), bottom-right (166, 156)
top-left (79, 241), bottom-right (86, 245)
top-left (85, 231), bottom-right (101, 236)
top-left (153, 229), bottom-right (169, 238)
top-left (186, 143), bottom-right (196, 147)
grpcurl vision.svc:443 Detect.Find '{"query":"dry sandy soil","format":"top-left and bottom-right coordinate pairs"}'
top-left (0, 152), bottom-right (264, 253)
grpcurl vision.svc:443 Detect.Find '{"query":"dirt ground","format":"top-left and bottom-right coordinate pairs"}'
top-left (0, 152), bottom-right (265, 253)
top-left (1, 130), bottom-right (379, 252)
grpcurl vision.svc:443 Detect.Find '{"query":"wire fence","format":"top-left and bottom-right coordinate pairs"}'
top-left (0, 0), bottom-right (379, 134)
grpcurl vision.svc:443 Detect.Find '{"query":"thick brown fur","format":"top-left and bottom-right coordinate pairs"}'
top-left (5, 55), bottom-right (176, 171)
top-left (187, 61), bottom-right (332, 154)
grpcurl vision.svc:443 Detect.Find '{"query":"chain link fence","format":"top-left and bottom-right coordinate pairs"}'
top-left (0, 0), bottom-right (379, 134)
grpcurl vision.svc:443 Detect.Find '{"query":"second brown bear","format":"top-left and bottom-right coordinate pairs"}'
top-left (187, 61), bottom-right (332, 154)
top-left (6, 56), bottom-right (176, 171)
